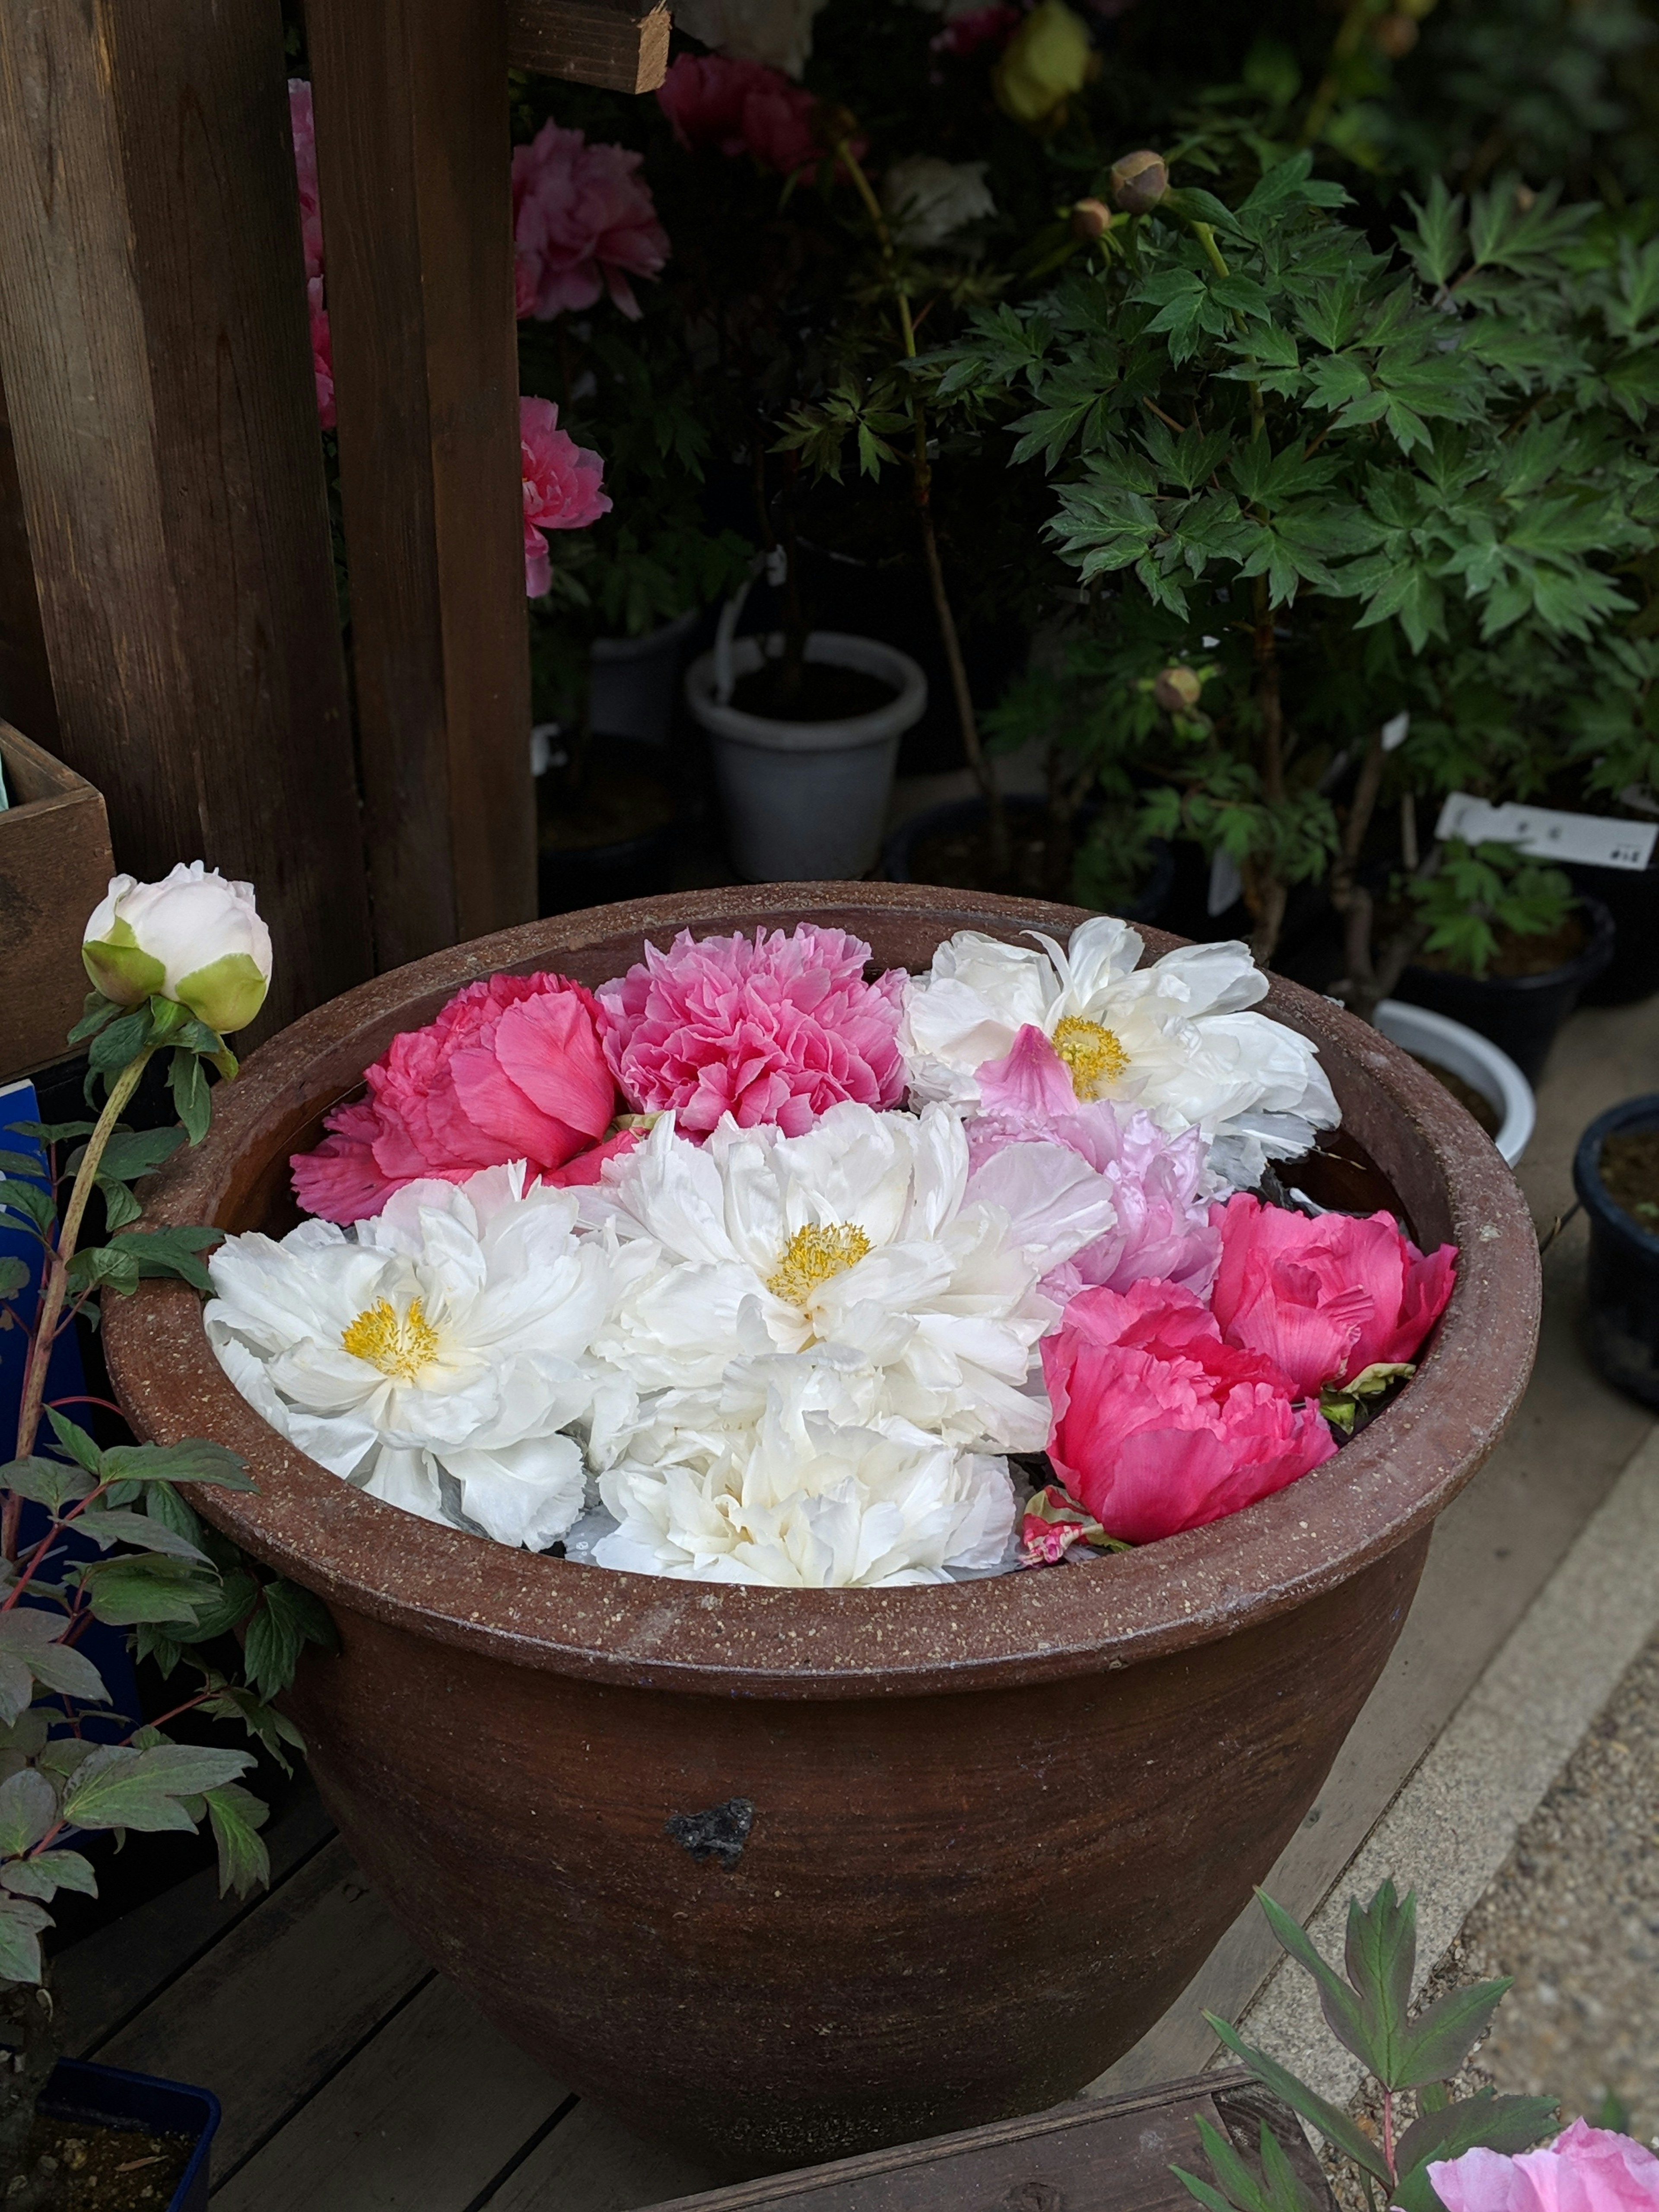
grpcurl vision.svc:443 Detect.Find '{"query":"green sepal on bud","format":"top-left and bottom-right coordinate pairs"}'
top-left (1320, 1361), bottom-right (1416, 1433)
top-left (1154, 665), bottom-right (1205, 714)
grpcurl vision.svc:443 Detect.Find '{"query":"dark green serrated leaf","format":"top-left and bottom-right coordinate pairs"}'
top-left (75, 1555), bottom-right (220, 1627)
top-left (44, 1411), bottom-right (104, 1477)
top-left (0, 1456), bottom-right (95, 1511)
top-left (100, 1436), bottom-right (254, 1490)
top-left (69, 1127), bottom-right (184, 1185)
top-left (205, 1782), bottom-right (270, 1898)
top-left (70, 1508), bottom-right (209, 1563)
top-left (0, 1179), bottom-right (55, 1234)
top-left (67, 994), bottom-right (121, 1045)
top-left (87, 1010), bottom-right (152, 1075)
top-left (105, 1225), bottom-right (223, 1294)
top-left (64, 1243), bottom-right (143, 1299)
top-left (60, 1741), bottom-right (253, 1833)
top-left (170, 1050), bottom-right (211, 1146)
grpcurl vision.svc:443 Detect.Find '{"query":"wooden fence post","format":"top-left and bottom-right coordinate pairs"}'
top-left (0, 365), bottom-right (57, 753)
top-left (0, 0), bottom-right (374, 1038)
top-left (306, 0), bottom-right (537, 971)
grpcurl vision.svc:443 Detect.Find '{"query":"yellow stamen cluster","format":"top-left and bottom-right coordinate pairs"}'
top-left (766, 1224), bottom-right (872, 1309)
top-left (342, 1296), bottom-right (440, 1382)
top-left (1051, 1015), bottom-right (1130, 1099)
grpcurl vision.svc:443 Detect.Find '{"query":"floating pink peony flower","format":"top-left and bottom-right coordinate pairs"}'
top-left (307, 277), bottom-right (335, 430)
top-left (1431, 2120), bottom-right (1659, 2212)
top-left (520, 396), bottom-right (610, 597)
top-left (1041, 1279), bottom-right (1336, 1545)
top-left (1208, 1193), bottom-right (1457, 1402)
top-left (931, 6), bottom-right (1023, 56)
top-left (512, 120), bottom-right (669, 323)
top-left (596, 924), bottom-right (906, 1139)
top-left (965, 1026), bottom-right (1220, 1303)
top-left (657, 52), bottom-right (829, 177)
top-left (291, 972), bottom-right (630, 1224)
top-left (289, 79), bottom-right (324, 282)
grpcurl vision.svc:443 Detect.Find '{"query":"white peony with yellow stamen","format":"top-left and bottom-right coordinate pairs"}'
top-left (899, 916), bottom-right (1338, 1188)
top-left (203, 1164), bottom-right (625, 1550)
top-left (594, 1345), bottom-right (1016, 1586)
top-left (579, 1100), bottom-right (1115, 1452)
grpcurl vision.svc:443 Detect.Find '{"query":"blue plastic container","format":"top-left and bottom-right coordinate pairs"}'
top-left (37, 2058), bottom-right (220, 2212)
top-left (1573, 1094), bottom-right (1659, 1409)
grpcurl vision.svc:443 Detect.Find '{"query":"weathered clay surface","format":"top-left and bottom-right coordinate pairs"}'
top-left (103, 885), bottom-right (1541, 2174)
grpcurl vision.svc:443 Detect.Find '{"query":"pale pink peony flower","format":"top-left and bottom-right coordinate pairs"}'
top-left (656, 52), bottom-right (830, 177)
top-left (291, 972), bottom-right (630, 1224)
top-left (596, 924), bottom-right (906, 1139)
top-left (1041, 1278), bottom-right (1335, 1545)
top-left (511, 121), bottom-right (669, 323)
top-left (964, 1026), bottom-right (1220, 1303)
top-left (1209, 1192), bottom-right (1457, 1401)
top-left (289, 79), bottom-right (324, 282)
top-left (307, 277), bottom-right (335, 430)
top-left (1431, 2121), bottom-right (1659, 2212)
top-left (520, 396), bottom-right (610, 596)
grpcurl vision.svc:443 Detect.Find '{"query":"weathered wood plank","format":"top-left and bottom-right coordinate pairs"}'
top-left (54, 1788), bottom-right (334, 2061)
top-left (0, 363), bottom-right (54, 747)
top-left (0, 721), bottom-right (113, 1084)
top-left (486, 2097), bottom-right (721, 2212)
top-left (306, 0), bottom-right (536, 971)
top-left (508, 0), bottom-right (672, 92)
top-left (0, 0), bottom-right (372, 1037)
top-left (213, 1975), bottom-right (567, 2212)
top-left (94, 1835), bottom-right (431, 2174)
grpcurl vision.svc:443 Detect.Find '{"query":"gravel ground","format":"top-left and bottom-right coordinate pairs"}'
top-left (1290, 1634), bottom-right (1659, 2212)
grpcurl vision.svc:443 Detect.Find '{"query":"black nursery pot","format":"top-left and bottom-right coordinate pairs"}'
top-left (882, 796), bottom-right (1176, 924)
top-left (1573, 1095), bottom-right (1659, 1409)
top-left (1393, 896), bottom-right (1615, 1086)
top-left (37, 2059), bottom-right (220, 2212)
top-left (1567, 855), bottom-right (1659, 1006)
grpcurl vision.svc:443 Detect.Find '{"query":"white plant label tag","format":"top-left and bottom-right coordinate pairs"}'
top-left (1434, 792), bottom-right (1657, 872)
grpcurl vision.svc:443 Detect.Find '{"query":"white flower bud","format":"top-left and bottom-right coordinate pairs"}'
top-left (82, 861), bottom-right (273, 1035)
top-left (882, 156), bottom-right (996, 248)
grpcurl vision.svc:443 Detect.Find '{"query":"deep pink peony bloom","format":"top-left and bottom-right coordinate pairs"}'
top-left (512, 121), bottom-right (669, 323)
top-left (967, 1026), bottom-right (1220, 1302)
top-left (307, 277), bottom-right (335, 430)
top-left (289, 80), bottom-right (324, 283)
top-left (291, 973), bottom-right (628, 1224)
top-left (520, 396), bottom-right (610, 596)
top-left (1209, 1193), bottom-right (1458, 1401)
top-left (1431, 2121), bottom-right (1659, 2212)
top-left (1041, 1279), bottom-right (1336, 1545)
top-left (657, 53), bottom-right (829, 176)
top-left (596, 924), bottom-right (906, 1139)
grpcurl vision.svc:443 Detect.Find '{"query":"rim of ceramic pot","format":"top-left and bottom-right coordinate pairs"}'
top-left (102, 884), bottom-right (1541, 1702)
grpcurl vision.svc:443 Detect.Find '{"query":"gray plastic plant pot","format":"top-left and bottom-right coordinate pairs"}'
top-left (590, 608), bottom-right (701, 746)
top-left (1373, 998), bottom-right (1535, 1166)
top-left (686, 631), bottom-right (927, 881)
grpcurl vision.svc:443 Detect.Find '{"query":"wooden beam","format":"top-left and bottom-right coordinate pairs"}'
top-left (307, 0), bottom-right (537, 972)
top-left (508, 0), bottom-right (672, 92)
top-left (0, 0), bottom-right (374, 1039)
top-left (0, 365), bottom-right (56, 750)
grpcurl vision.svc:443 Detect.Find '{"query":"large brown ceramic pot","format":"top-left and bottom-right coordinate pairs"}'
top-left (103, 887), bottom-right (1539, 2177)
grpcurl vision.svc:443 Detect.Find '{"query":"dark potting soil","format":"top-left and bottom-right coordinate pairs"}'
top-left (1412, 908), bottom-right (1588, 981)
top-left (1412, 1053), bottom-right (1503, 1141)
top-left (730, 662), bottom-right (896, 723)
top-left (909, 820), bottom-right (1156, 909)
top-left (24, 2114), bottom-right (193, 2209)
top-left (1599, 1129), bottom-right (1659, 1234)
top-left (537, 763), bottom-right (674, 853)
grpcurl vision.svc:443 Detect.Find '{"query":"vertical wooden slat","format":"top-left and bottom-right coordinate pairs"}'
top-left (0, 0), bottom-right (373, 1036)
top-left (306, 0), bottom-right (536, 970)
top-left (0, 364), bottom-right (57, 750)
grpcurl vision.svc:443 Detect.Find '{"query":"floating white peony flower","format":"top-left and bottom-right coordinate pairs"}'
top-left (206, 1164), bottom-right (624, 1551)
top-left (899, 917), bottom-right (1339, 1189)
top-left (882, 155), bottom-right (995, 246)
top-left (594, 1346), bottom-right (1015, 1586)
top-left (580, 1100), bottom-right (1115, 1451)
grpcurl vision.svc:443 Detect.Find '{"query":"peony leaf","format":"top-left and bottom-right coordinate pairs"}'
top-left (1393, 2093), bottom-right (1560, 2212)
top-left (0, 1456), bottom-right (96, 1512)
top-left (1205, 2012), bottom-right (1392, 2183)
top-left (1256, 1889), bottom-right (1373, 2069)
top-left (1395, 1976), bottom-right (1513, 2088)
top-left (60, 1742), bottom-right (253, 1833)
top-left (1, 1849), bottom-right (96, 1901)
top-left (0, 1769), bottom-right (57, 1857)
top-left (0, 1895), bottom-right (51, 1983)
top-left (205, 1783), bottom-right (270, 1898)
top-left (99, 1437), bottom-right (253, 1490)
top-left (1343, 1879), bottom-right (1417, 2086)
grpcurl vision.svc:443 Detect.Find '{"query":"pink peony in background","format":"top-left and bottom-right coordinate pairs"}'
top-left (1209, 1193), bottom-right (1457, 1401)
top-left (292, 972), bottom-right (629, 1224)
top-left (1041, 1278), bottom-right (1336, 1545)
top-left (307, 277), bottom-right (335, 430)
top-left (965, 1025), bottom-right (1220, 1302)
top-left (597, 924), bottom-right (906, 1139)
top-left (657, 53), bottom-right (830, 177)
top-left (520, 396), bottom-right (610, 596)
top-left (931, 6), bottom-right (1023, 56)
top-left (1431, 2121), bottom-right (1659, 2212)
top-left (289, 79), bottom-right (324, 282)
top-left (512, 120), bottom-right (670, 322)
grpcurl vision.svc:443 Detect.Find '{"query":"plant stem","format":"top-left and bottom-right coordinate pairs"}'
top-left (836, 136), bottom-right (1009, 882)
top-left (1330, 725), bottom-right (1387, 1017)
top-left (9, 1050), bottom-right (153, 1547)
top-left (1249, 576), bottom-right (1289, 966)
top-left (1300, 0), bottom-right (1377, 148)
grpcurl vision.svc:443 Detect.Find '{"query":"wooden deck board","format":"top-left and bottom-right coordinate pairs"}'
top-left (95, 1835), bottom-right (431, 2174)
top-left (212, 1976), bottom-right (569, 2211)
top-left (485, 2099), bottom-right (723, 2212)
